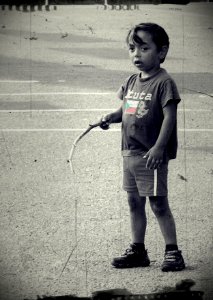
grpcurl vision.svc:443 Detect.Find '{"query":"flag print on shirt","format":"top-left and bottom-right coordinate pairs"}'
top-left (124, 99), bottom-right (139, 114)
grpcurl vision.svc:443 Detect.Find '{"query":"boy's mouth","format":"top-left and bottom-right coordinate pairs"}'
top-left (134, 60), bottom-right (143, 67)
top-left (134, 60), bottom-right (142, 66)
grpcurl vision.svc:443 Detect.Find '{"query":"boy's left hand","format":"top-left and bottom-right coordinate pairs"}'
top-left (143, 146), bottom-right (164, 169)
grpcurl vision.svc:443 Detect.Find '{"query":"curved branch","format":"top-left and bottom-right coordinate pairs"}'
top-left (68, 121), bottom-right (102, 173)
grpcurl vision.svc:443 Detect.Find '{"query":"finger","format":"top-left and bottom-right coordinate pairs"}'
top-left (145, 155), bottom-right (151, 168)
top-left (101, 116), bottom-right (107, 123)
top-left (145, 158), bottom-right (150, 169)
top-left (146, 157), bottom-right (154, 169)
top-left (102, 120), bottom-right (109, 126)
top-left (153, 160), bottom-right (159, 169)
top-left (156, 160), bottom-right (164, 169)
top-left (100, 121), bottom-right (110, 130)
top-left (143, 150), bottom-right (150, 159)
top-left (150, 159), bottom-right (157, 169)
top-left (155, 159), bottom-right (163, 168)
top-left (100, 123), bottom-right (109, 130)
top-left (154, 163), bottom-right (160, 169)
top-left (150, 158), bottom-right (161, 169)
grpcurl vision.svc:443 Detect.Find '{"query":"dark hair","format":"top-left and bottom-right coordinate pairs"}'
top-left (126, 23), bottom-right (170, 63)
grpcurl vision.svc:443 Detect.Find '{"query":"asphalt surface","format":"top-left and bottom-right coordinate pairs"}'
top-left (0, 3), bottom-right (213, 300)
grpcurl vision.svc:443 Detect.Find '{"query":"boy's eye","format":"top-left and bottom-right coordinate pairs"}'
top-left (128, 45), bottom-right (149, 52)
top-left (141, 47), bottom-right (148, 51)
top-left (129, 46), bottom-right (135, 52)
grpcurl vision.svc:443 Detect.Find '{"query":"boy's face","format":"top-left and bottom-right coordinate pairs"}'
top-left (128, 30), bottom-right (167, 76)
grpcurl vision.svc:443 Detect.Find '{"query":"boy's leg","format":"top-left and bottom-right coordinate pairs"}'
top-left (149, 196), bottom-right (177, 245)
top-left (128, 191), bottom-right (147, 243)
top-left (111, 191), bottom-right (150, 268)
top-left (149, 196), bottom-right (185, 271)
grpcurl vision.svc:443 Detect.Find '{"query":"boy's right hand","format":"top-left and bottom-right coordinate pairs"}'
top-left (99, 115), bottom-right (111, 130)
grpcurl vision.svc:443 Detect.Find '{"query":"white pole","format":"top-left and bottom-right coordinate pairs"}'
top-left (45, 0), bottom-right (48, 5)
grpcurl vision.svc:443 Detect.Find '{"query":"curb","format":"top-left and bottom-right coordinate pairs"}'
top-left (1, 5), bottom-right (57, 11)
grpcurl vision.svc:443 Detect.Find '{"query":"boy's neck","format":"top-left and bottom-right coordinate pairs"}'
top-left (140, 67), bottom-right (161, 79)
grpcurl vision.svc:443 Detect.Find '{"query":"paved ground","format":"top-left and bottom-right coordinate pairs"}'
top-left (0, 3), bottom-right (213, 300)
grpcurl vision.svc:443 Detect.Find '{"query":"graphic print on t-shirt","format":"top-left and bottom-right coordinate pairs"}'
top-left (125, 99), bottom-right (138, 114)
top-left (124, 89), bottom-right (152, 118)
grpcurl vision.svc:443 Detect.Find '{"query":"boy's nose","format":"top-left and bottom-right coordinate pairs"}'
top-left (134, 47), bottom-right (141, 57)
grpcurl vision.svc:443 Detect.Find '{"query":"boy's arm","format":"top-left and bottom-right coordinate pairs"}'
top-left (144, 101), bottom-right (177, 169)
top-left (100, 105), bottom-right (123, 129)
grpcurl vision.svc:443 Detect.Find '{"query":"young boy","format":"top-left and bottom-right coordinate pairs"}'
top-left (100, 23), bottom-right (185, 272)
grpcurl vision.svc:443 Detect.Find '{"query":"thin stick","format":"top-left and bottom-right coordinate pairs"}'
top-left (68, 121), bottom-right (102, 173)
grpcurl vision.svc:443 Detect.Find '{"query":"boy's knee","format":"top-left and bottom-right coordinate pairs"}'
top-left (149, 196), bottom-right (170, 217)
top-left (127, 192), bottom-right (145, 211)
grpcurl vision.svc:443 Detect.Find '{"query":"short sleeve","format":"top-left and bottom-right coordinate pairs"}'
top-left (160, 79), bottom-right (181, 108)
top-left (116, 74), bottom-right (137, 101)
top-left (117, 85), bottom-right (124, 101)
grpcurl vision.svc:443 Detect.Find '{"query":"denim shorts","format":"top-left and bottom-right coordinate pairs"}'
top-left (123, 154), bottom-right (168, 197)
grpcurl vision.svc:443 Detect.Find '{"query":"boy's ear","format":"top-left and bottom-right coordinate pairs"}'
top-left (159, 45), bottom-right (169, 60)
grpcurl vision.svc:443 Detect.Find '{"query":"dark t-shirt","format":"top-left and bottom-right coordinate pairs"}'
top-left (117, 68), bottom-right (181, 161)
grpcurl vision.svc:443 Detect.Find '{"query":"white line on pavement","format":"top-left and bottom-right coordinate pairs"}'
top-left (0, 109), bottom-right (113, 112)
top-left (0, 92), bottom-right (211, 98)
top-left (0, 80), bottom-right (67, 83)
top-left (0, 92), bottom-right (113, 96)
top-left (0, 128), bottom-right (114, 132)
top-left (1, 128), bottom-right (213, 132)
top-left (0, 80), bottom-right (39, 83)
top-left (178, 128), bottom-right (213, 132)
top-left (0, 109), bottom-right (211, 113)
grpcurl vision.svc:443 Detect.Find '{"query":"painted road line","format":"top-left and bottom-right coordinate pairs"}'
top-left (178, 129), bottom-right (213, 132)
top-left (0, 128), bottom-right (117, 132)
top-left (0, 109), bottom-right (114, 112)
top-left (178, 109), bottom-right (212, 112)
top-left (0, 80), bottom-right (39, 83)
top-left (0, 92), bottom-right (212, 98)
top-left (0, 109), bottom-right (211, 113)
top-left (0, 92), bottom-right (113, 96)
top-left (0, 92), bottom-right (211, 97)
top-left (0, 80), bottom-right (66, 83)
top-left (1, 128), bottom-right (213, 132)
